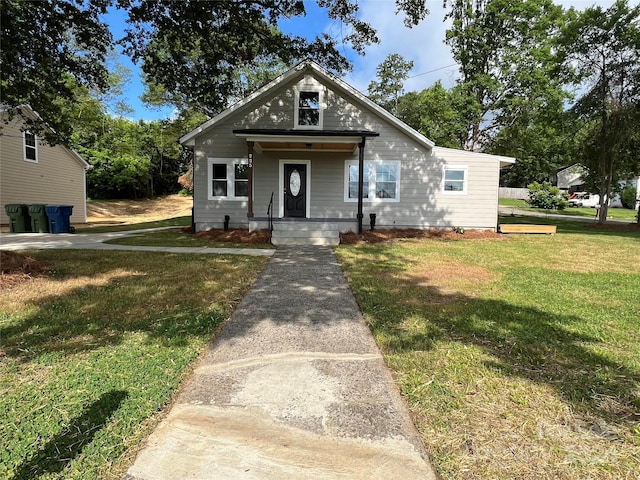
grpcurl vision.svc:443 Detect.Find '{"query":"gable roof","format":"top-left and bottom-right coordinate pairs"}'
top-left (2, 105), bottom-right (90, 169)
top-left (179, 60), bottom-right (435, 149)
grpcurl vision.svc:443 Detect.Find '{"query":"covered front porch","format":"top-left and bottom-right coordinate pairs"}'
top-left (233, 128), bottom-right (379, 244)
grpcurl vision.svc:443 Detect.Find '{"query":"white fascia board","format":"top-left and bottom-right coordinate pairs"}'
top-left (433, 146), bottom-right (516, 166)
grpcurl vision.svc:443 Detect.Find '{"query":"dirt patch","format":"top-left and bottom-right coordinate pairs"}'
top-left (340, 228), bottom-right (501, 244)
top-left (86, 195), bottom-right (192, 226)
top-left (1, 251), bottom-right (50, 290)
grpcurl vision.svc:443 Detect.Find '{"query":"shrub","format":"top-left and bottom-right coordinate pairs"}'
top-left (527, 181), bottom-right (569, 210)
top-left (620, 186), bottom-right (638, 209)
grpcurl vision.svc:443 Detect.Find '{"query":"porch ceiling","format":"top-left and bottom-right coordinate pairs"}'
top-left (233, 128), bottom-right (379, 153)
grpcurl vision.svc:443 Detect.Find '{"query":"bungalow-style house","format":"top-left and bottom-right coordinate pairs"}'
top-left (1, 106), bottom-right (90, 226)
top-left (180, 61), bottom-right (515, 245)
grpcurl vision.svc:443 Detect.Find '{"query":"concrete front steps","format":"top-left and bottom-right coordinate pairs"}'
top-left (269, 219), bottom-right (358, 246)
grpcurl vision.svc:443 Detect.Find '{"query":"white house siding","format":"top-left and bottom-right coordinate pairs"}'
top-left (0, 113), bottom-right (87, 225)
top-left (190, 68), bottom-right (505, 232)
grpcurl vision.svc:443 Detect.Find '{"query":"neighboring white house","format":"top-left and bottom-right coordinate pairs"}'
top-left (556, 163), bottom-right (639, 208)
top-left (556, 164), bottom-right (587, 192)
top-left (0, 106), bottom-right (89, 225)
top-left (180, 61), bottom-right (515, 245)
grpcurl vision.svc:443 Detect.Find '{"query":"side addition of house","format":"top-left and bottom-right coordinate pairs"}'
top-left (180, 61), bottom-right (515, 245)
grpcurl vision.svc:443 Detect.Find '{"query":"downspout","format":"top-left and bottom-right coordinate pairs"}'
top-left (357, 137), bottom-right (366, 235)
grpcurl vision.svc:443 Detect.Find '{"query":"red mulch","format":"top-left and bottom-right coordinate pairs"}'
top-left (183, 227), bottom-right (501, 245)
top-left (340, 228), bottom-right (502, 244)
top-left (0, 251), bottom-right (51, 289)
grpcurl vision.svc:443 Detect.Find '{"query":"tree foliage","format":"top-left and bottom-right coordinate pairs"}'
top-left (443, 0), bottom-right (566, 151)
top-left (396, 82), bottom-right (468, 148)
top-left (368, 54), bottom-right (414, 116)
top-left (558, 0), bottom-right (640, 223)
top-left (119, 0), bottom-right (429, 116)
top-left (0, 0), bottom-right (112, 144)
top-left (527, 181), bottom-right (569, 210)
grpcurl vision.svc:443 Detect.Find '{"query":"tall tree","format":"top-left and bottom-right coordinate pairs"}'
top-left (0, 0), bottom-right (112, 144)
top-left (118, 0), bottom-right (430, 116)
top-left (558, 0), bottom-right (640, 223)
top-left (443, 0), bottom-right (567, 151)
top-left (367, 54), bottom-right (414, 115)
top-left (397, 82), bottom-right (467, 148)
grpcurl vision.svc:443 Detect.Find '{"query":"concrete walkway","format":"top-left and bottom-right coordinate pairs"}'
top-left (124, 247), bottom-right (437, 479)
top-left (0, 228), bottom-right (274, 256)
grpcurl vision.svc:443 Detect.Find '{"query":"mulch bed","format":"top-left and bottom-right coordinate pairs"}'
top-left (340, 228), bottom-right (502, 244)
top-left (1, 251), bottom-right (51, 289)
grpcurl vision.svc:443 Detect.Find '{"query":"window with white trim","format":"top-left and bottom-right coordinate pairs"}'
top-left (294, 89), bottom-right (323, 128)
top-left (345, 160), bottom-right (400, 202)
top-left (442, 166), bottom-right (468, 194)
top-left (208, 159), bottom-right (249, 200)
top-left (24, 131), bottom-right (38, 162)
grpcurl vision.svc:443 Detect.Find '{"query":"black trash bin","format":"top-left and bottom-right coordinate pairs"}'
top-left (4, 204), bottom-right (31, 233)
top-left (45, 205), bottom-right (74, 234)
top-left (28, 204), bottom-right (49, 233)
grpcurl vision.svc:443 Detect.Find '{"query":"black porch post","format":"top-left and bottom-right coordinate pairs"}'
top-left (357, 137), bottom-right (366, 234)
top-left (247, 141), bottom-right (254, 218)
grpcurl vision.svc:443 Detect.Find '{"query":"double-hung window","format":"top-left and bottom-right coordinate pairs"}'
top-left (442, 166), bottom-right (468, 194)
top-left (208, 159), bottom-right (249, 200)
top-left (294, 89), bottom-right (323, 128)
top-left (24, 132), bottom-right (37, 162)
top-left (345, 160), bottom-right (400, 202)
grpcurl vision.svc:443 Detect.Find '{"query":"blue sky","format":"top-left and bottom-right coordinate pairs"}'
top-left (102, 0), bottom-right (625, 122)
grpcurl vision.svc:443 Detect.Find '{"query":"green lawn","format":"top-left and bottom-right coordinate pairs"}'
top-left (499, 198), bottom-right (639, 222)
top-left (0, 250), bottom-right (268, 479)
top-left (336, 218), bottom-right (640, 479)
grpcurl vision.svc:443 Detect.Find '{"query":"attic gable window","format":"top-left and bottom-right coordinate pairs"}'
top-left (24, 132), bottom-right (38, 162)
top-left (294, 89), bottom-right (323, 129)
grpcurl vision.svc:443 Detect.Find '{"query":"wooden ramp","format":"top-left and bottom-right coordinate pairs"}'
top-left (498, 224), bottom-right (557, 234)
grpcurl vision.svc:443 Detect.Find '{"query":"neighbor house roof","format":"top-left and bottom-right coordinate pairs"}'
top-left (1, 104), bottom-right (90, 170)
top-left (179, 60), bottom-right (435, 150)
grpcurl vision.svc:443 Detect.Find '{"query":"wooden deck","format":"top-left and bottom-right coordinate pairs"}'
top-left (498, 224), bottom-right (557, 234)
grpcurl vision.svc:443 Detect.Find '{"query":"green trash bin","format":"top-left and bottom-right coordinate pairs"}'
top-left (28, 204), bottom-right (49, 233)
top-left (4, 204), bottom-right (31, 233)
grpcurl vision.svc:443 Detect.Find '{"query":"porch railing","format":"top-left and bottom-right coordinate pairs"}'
top-left (267, 192), bottom-right (274, 243)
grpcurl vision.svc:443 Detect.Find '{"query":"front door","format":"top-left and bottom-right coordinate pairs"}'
top-left (284, 163), bottom-right (306, 217)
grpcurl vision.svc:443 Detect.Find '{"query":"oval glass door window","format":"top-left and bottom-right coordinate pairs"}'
top-left (290, 169), bottom-right (301, 196)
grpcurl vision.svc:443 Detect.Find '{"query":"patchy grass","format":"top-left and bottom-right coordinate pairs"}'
top-left (0, 250), bottom-right (268, 479)
top-left (336, 219), bottom-right (640, 479)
